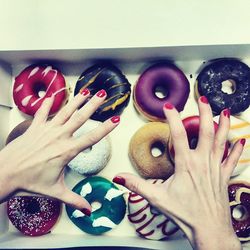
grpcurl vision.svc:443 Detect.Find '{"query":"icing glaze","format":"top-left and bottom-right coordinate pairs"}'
top-left (104, 188), bottom-right (125, 201)
top-left (92, 217), bottom-right (117, 228)
top-left (80, 182), bottom-right (92, 197)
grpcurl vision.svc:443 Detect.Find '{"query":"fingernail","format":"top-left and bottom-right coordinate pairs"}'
top-left (96, 89), bottom-right (107, 98)
top-left (164, 102), bottom-right (174, 110)
top-left (200, 96), bottom-right (208, 104)
top-left (223, 108), bottom-right (230, 118)
top-left (240, 138), bottom-right (246, 146)
top-left (113, 176), bottom-right (125, 186)
top-left (111, 116), bottom-right (120, 124)
top-left (80, 88), bottom-right (90, 96)
top-left (81, 208), bottom-right (91, 217)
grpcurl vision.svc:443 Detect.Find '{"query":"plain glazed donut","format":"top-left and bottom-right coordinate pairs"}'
top-left (66, 176), bottom-right (126, 235)
top-left (134, 63), bottom-right (190, 121)
top-left (129, 122), bottom-right (174, 179)
top-left (228, 181), bottom-right (250, 241)
top-left (128, 179), bottom-right (180, 240)
top-left (195, 59), bottom-right (250, 115)
top-left (74, 64), bottom-right (131, 122)
top-left (13, 64), bottom-right (69, 116)
top-left (7, 196), bottom-right (61, 236)
top-left (68, 119), bottom-right (111, 175)
top-left (168, 116), bottom-right (229, 162)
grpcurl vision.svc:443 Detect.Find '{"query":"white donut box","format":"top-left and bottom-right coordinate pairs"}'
top-left (1, 1), bottom-right (250, 250)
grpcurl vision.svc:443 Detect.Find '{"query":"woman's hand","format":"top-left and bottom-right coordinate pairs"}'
top-left (113, 96), bottom-right (243, 250)
top-left (0, 89), bottom-right (119, 216)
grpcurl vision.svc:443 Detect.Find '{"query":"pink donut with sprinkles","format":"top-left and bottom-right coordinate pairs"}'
top-left (13, 64), bottom-right (68, 116)
top-left (128, 179), bottom-right (180, 240)
top-left (7, 196), bottom-right (61, 236)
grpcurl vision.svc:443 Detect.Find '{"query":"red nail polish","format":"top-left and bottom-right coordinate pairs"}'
top-left (80, 88), bottom-right (90, 96)
top-left (113, 176), bottom-right (125, 186)
top-left (81, 208), bottom-right (91, 217)
top-left (240, 138), bottom-right (246, 146)
top-left (200, 96), bottom-right (208, 104)
top-left (223, 109), bottom-right (230, 118)
top-left (111, 116), bottom-right (120, 124)
top-left (96, 89), bottom-right (107, 98)
top-left (164, 102), bottom-right (174, 110)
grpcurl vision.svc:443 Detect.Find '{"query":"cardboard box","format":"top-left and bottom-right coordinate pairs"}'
top-left (0, 45), bottom-right (250, 249)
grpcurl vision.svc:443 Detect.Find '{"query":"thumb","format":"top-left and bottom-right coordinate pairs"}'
top-left (54, 186), bottom-right (92, 216)
top-left (113, 173), bottom-right (155, 202)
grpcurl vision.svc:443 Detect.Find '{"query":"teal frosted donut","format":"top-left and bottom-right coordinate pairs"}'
top-left (66, 176), bottom-right (126, 235)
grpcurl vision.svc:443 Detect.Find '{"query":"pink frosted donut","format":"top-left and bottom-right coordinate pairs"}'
top-left (13, 64), bottom-right (68, 116)
top-left (128, 179), bottom-right (180, 240)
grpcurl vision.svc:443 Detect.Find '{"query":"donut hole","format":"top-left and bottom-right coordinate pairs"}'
top-left (151, 141), bottom-right (165, 157)
top-left (33, 82), bottom-right (47, 98)
top-left (189, 137), bottom-right (198, 149)
top-left (154, 85), bottom-right (169, 99)
top-left (233, 204), bottom-right (249, 221)
top-left (26, 200), bottom-right (40, 214)
top-left (221, 79), bottom-right (236, 95)
top-left (83, 146), bottom-right (93, 153)
top-left (91, 201), bottom-right (102, 212)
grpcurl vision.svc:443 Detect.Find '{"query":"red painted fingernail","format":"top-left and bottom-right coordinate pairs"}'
top-left (113, 176), bottom-right (126, 186)
top-left (200, 96), bottom-right (208, 104)
top-left (164, 102), bottom-right (174, 110)
top-left (223, 108), bottom-right (230, 118)
top-left (80, 88), bottom-right (90, 96)
top-left (96, 89), bottom-right (106, 98)
top-left (240, 138), bottom-right (246, 146)
top-left (111, 116), bottom-right (120, 123)
top-left (81, 208), bottom-right (91, 217)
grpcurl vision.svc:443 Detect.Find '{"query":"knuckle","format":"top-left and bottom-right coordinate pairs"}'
top-left (172, 130), bottom-right (186, 140)
top-left (200, 129), bottom-right (214, 139)
top-left (214, 139), bottom-right (226, 151)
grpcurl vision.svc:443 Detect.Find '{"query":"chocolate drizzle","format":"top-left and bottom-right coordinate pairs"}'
top-left (74, 64), bottom-right (131, 121)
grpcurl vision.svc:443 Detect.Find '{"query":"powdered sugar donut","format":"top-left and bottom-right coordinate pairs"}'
top-left (7, 196), bottom-right (61, 236)
top-left (128, 179), bottom-right (180, 240)
top-left (68, 119), bottom-right (111, 175)
top-left (13, 64), bottom-right (69, 116)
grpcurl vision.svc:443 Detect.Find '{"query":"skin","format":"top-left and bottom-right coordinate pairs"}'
top-left (114, 97), bottom-right (243, 250)
top-left (0, 89), bottom-right (119, 214)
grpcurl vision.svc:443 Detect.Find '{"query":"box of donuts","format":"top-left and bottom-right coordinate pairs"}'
top-left (0, 45), bottom-right (250, 250)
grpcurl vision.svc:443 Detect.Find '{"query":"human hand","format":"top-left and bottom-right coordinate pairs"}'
top-left (0, 89), bottom-right (119, 216)
top-left (113, 96), bottom-right (243, 250)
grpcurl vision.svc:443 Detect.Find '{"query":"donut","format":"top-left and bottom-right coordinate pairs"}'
top-left (7, 196), bottom-right (61, 236)
top-left (74, 64), bottom-right (131, 122)
top-left (228, 181), bottom-right (250, 241)
top-left (128, 179), bottom-right (180, 240)
top-left (68, 119), bottom-right (111, 175)
top-left (66, 176), bottom-right (126, 235)
top-left (129, 122), bottom-right (174, 179)
top-left (134, 63), bottom-right (190, 121)
top-left (214, 116), bottom-right (250, 176)
top-left (13, 64), bottom-right (69, 116)
top-left (168, 116), bottom-right (229, 162)
top-left (195, 59), bottom-right (250, 115)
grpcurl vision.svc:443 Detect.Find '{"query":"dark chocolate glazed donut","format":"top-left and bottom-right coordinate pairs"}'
top-left (74, 64), bottom-right (131, 122)
top-left (196, 59), bottom-right (250, 115)
top-left (228, 181), bottom-right (250, 241)
top-left (134, 63), bottom-right (190, 121)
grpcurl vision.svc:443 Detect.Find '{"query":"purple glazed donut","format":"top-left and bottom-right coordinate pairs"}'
top-left (134, 63), bottom-right (190, 121)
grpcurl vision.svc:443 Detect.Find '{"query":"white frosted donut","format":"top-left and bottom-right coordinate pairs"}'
top-left (128, 179), bottom-right (180, 240)
top-left (68, 119), bottom-right (111, 175)
top-left (214, 116), bottom-right (250, 176)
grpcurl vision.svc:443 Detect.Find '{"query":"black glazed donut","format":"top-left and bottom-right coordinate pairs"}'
top-left (134, 63), bottom-right (190, 121)
top-left (74, 64), bottom-right (131, 122)
top-left (196, 59), bottom-right (250, 115)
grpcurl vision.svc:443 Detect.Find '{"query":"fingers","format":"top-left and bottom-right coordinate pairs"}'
top-left (52, 89), bottom-right (90, 125)
top-left (213, 109), bottom-right (230, 162)
top-left (197, 96), bottom-right (214, 151)
top-left (73, 116), bottom-right (120, 153)
top-left (64, 90), bottom-right (107, 133)
top-left (222, 139), bottom-right (245, 182)
top-left (163, 102), bottom-right (189, 158)
top-left (31, 96), bottom-right (55, 127)
top-left (56, 187), bottom-right (92, 216)
top-left (112, 173), bottom-right (156, 202)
